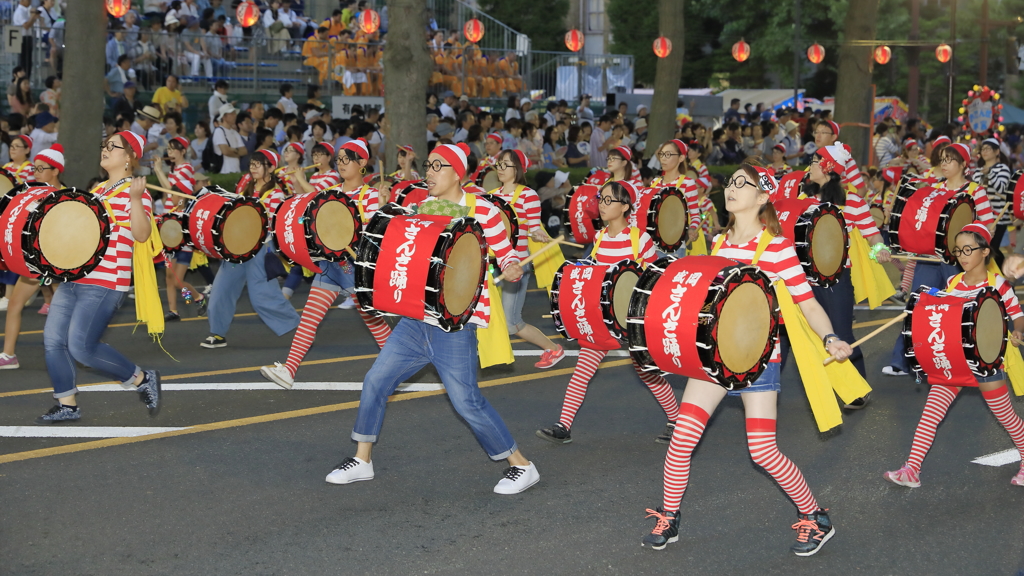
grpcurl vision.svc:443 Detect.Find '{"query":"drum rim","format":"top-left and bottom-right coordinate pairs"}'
top-left (428, 217), bottom-right (487, 331)
top-left (563, 184), bottom-right (602, 243)
top-left (803, 203), bottom-right (849, 287)
top-left (480, 193), bottom-right (521, 249)
top-left (642, 186), bottom-right (687, 252)
top-left (23, 188), bottom-right (112, 281)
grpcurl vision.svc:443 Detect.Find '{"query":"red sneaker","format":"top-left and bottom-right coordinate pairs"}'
top-left (534, 345), bottom-right (566, 369)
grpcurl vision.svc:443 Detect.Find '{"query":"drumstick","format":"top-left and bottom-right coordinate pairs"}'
top-left (494, 234), bottom-right (566, 283)
top-left (278, 164), bottom-right (320, 175)
top-left (890, 254), bottom-right (942, 262)
top-left (558, 239), bottom-right (585, 249)
top-left (345, 246), bottom-right (357, 259)
top-left (823, 312), bottom-right (908, 366)
top-left (145, 183), bottom-right (197, 200)
top-left (991, 202), bottom-right (1012, 232)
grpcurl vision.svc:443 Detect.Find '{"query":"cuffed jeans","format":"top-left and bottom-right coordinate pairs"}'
top-left (44, 282), bottom-right (140, 398)
top-left (499, 269), bottom-right (531, 334)
top-left (351, 318), bottom-right (518, 460)
top-left (208, 243), bottom-right (301, 337)
top-left (888, 260), bottom-right (960, 372)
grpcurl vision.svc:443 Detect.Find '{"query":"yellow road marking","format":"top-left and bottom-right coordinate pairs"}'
top-left (0, 309), bottom-right (304, 338)
top-left (0, 359), bottom-right (631, 465)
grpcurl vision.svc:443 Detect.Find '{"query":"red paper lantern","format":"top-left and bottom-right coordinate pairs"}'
top-left (565, 29), bottom-right (584, 53)
top-left (358, 9), bottom-right (380, 34)
top-left (105, 0), bottom-right (130, 18)
top-left (807, 43), bottom-right (825, 65)
top-left (653, 36), bottom-right (672, 58)
top-left (463, 18), bottom-right (484, 44)
top-left (936, 43), bottom-right (952, 63)
top-left (874, 45), bottom-right (892, 65)
top-left (732, 39), bottom-right (750, 63)
top-left (236, 1), bottom-right (260, 28)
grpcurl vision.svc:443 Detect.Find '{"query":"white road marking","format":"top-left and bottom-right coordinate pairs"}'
top-left (972, 448), bottom-right (1021, 467)
top-left (78, 382), bottom-right (445, 392)
top-left (0, 426), bottom-right (189, 438)
top-left (512, 349), bottom-right (630, 357)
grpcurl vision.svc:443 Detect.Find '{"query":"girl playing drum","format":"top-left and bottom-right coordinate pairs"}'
top-left (644, 139), bottom-right (701, 246)
top-left (884, 222), bottom-right (1024, 488)
top-left (642, 162), bottom-right (852, 557)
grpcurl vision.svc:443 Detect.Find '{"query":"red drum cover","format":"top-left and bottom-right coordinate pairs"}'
top-left (188, 193), bottom-right (230, 259)
top-left (565, 184), bottom-right (601, 243)
top-left (586, 169), bottom-right (611, 186)
top-left (0, 190), bottom-right (50, 277)
top-left (372, 214), bottom-right (451, 320)
top-left (274, 193), bottom-right (322, 273)
top-left (391, 180), bottom-right (429, 208)
top-left (897, 187), bottom-right (961, 256)
top-left (909, 292), bottom-right (977, 386)
top-left (556, 264), bottom-right (620, 350)
top-left (1011, 169), bottom-right (1024, 221)
top-left (775, 171), bottom-right (806, 202)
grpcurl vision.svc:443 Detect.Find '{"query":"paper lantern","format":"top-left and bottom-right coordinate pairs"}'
top-left (936, 44), bottom-right (952, 63)
top-left (653, 37), bottom-right (672, 58)
top-left (565, 29), bottom-right (584, 53)
top-left (874, 45), bottom-right (892, 65)
top-left (236, 1), bottom-right (260, 28)
top-left (807, 43), bottom-right (825, 65)
top-left (463, 18), bottom-right (484, 44)
top-left (105, 0), bottom-right (130, 18)
top-left (732, 39), bottom-right (750, 63)
top-left (358, 9), bottom-right (380, 34)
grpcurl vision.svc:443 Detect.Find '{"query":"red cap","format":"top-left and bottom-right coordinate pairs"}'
top-left (341, 138), bottom-right (370, 160)
top-left (932, 135), bottom-right (952, 148)
top-left (948, 142), bottom-right (971, 163)
top-left (171, 136), bottom-right (190, 150)
top-left (612, 146), bottom-right (632, 162)
top-left (882, 166), bottom-right (903, 185)
top-left (34, 143), bottom-right (64, 173)
top-left (432, 143), bottom-right (472, 178)
top-left (486, 133), bottom-right (503, 146)
top-left (315, 141), bottom-right (335, 157)
top-left (258, 149), bottom-right (280, 168)
top-left (286, 142), bottom-right (305, 156)
top-left (959, 221), bottom-right (993, 245)
top-left (823, 120), bottom-right (840, 137)
top-left (510, 149), bottom-right (530, 170)
top-left (669, 139), bottom-right (688, 156)
top-left (116, 131), bottom-right (145, 159)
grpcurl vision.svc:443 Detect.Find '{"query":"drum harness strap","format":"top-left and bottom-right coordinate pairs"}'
top-left (710, 228), bottom-right (774, 265)
top-left (591, 227), bottom-right (643, 267)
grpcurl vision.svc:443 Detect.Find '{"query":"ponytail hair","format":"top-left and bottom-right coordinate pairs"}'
top-left (724, 160), bottom-right (782, 237)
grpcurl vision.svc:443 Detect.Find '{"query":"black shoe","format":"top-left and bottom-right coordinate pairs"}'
top-left (641, 507), bottom-right (680, 550)
top-left (36, 403), bottom-right (81, 423)
top-left (200, 334), bottom-right (227, 348)
top-left (654, 422), bottom-right (676, 444)
top-left (791, 509), bottom-right (835, 557)
top-left (196, 295), bottom-right (208, 317)
top-left (843, 392), bottom-right (871, 410)
top-left (535, 423), bottom-right (572, 444)
top-left (137, 370), bottom-right (162, 416)
top-left (164, 311), bottom-right (181, 321)
top-left (889, 290), bottom-right (907, 304)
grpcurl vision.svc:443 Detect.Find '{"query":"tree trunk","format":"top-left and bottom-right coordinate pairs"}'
top-left (834, 0), bottom-right (880, 167)
top-left (645, 0), bottom-right (685, 159)
top-left (382, 0), bottom-right (431, 175)
top-left (60, 1), bottom-right (107, 188)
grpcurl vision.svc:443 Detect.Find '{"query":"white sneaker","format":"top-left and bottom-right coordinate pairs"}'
top-left (325, 457), bottom-right (374, 484)
top-left (493, 462), bottom-right (540, 495)
top-left (202, 285), bottom-right (212, 296)
top-left (882, 366), bottom-right (908, 377)
top-left (260, 362), bottom-right (294, 390)
top-left (339, 296), bottom-right (356, 309)
top-left (0, 297), bottom-right (8, 311)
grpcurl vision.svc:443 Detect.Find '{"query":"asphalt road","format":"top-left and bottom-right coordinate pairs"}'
top-left (1, 275), bottom-right (1023, 575)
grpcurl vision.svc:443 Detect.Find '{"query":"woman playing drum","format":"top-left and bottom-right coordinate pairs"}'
top-left (642, 162), bottom-right (852, 557)
top-left (3, 134), bottom-right (33, 183)
top-left (200, 150), bottom-right (300, 349)
top-left (485, 149), bottom-right (565, 369)
top-left (884, 223), bottom-right (1024, 489)
top-left (884, 143), bottom-right (994, 377)
top-left (644, 139), bottom-right (703, 246)
top-left (323, 143), bottom-right (541, 495)
top-left (536, 180), bottom-right (686, 445)
top-left (260, 139), bottom-right (393, 389)
top-left (153, 136), bottom-right (208, 321)
top-left (36, 132), bottom-right (162, 422)
top-left (0, 144), bottom-right (63, 370)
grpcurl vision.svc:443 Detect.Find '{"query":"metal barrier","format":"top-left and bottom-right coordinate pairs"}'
top-left (427, 0), bottom-right (530, 55)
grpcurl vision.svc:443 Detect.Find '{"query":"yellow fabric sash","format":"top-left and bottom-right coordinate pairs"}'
top-left (690, 230), bottom-right (709, 256)
top-left (189, 251), bottom-right (209, 269)
top-left (946, 272), bottom-right (1024, 395)
top-left (849, 228), bottom-right (896, 309)
top-left (467, 191), bottom-right (514, 367)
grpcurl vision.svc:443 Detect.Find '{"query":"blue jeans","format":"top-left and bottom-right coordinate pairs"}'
top-left (500, 269), bottom-right (531, 333)
top-left (43, 283), bottom-right (140, 398)
top-left (311, 259), bottom-right (355, 295)
top-left (889, 260), bottom-right (960, 372)
top-left (352, 318), bottom-right (518, 460)
top-left (208, 243), bottom-right (301, 337)
top-left (727, 362), bottom-right (781, 396)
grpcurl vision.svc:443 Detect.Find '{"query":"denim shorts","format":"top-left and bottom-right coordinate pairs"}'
top-left (173, 250), bottom-right (193, 265)
top-left (311, 260), bottom-right (355, 295)
top-left (727, 362), bottom-right (782, 396)
top-left (976, 370), bottom-right (1006, 384)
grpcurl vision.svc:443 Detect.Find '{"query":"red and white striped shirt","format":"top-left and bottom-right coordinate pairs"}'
top-left (947, 274), bottom-right (1023, 320)
top-left (939, 180), bottom-right (994, 226)
top-left (591, 227), bottom-right (657, 267)
top-left (168, 162), bottom-right (195, 195)
top-left (692, 160), bottom-right (712, 191)
top-left (485, 184), bottom-right (542, 259)
top-left (256, 186), bottom-right (286, 213)
top-left (3, 160), bottom-right (33, 184)
top-left (713, 229), bottom-right (814, 361)
top-left (343, 184), bottom-right (379, 224)
top-left (839, 188), bottom-right (881, 239)
top-left (310, 170), bottom-right (341, 192)
top-left (842, 155), bottom-right (866, 190)
top-left (636, 174), bottom-right (701, 231)
top-left (77, 179), bottom-right (153, 292)
top-left (463, 183), bottom-right (486, 195)
top-left (416, 193), bottom-right (519, 328)
top-left (697, 196), bottom-right (715, 235)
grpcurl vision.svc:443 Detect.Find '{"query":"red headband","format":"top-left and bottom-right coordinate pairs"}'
top-left (432, 143), bottom-right (471, 178)
top-left (115, 131), bottom-right (145, 159)
top-left (258, 149), bottom-right (280, 168)
top-left (612, 146), bottom-right (632, 162)
top-left (824, 120), bottom-right (840, 137)
top-left (508, 149), bottom-right (530, 170)
top-left (315, 141), bottom-right (336, 157)
top-left (669, 139), bottom-right (688, 156)
top-left (486, 133), bottom-right (503, 146)
top-left (959, 221), bottom-right (992, 245)
top-left (286, 142), bottom-right (305, 156)
top-left (342, 138), bottom-right (370, 160)
top-left (932, 135), bottom-right (951, 147)
top-left (948, 143), bottom-right (971, 163)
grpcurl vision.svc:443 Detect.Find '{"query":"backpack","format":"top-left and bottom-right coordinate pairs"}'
top-left (202, 127), bottom-right (225, 173)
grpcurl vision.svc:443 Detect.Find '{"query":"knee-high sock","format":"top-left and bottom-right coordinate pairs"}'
top-left (905, 384), bottom-right (960, 473)
top-left (900, 260), bottom-right (916, 293)
top-left (358, 307), bottom-right (391, 349)
top-left (557, 348), bottom-right (608, 429)
top-left (662, 403), bottom-right (710, 512)
top-left (633, 358), bottom-right (679, 421)
top-left (747, 418), bottom-right (819, 514)
top-left (982, 385), bottom-right (1024, 462)
top-left (284, 287), bottom-right (337, 377)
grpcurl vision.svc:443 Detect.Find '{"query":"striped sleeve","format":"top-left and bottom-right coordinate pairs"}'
top-left (361, 185), bottom-right (380, 219)
top-left (759, 237), bottom-right (815, 303)
top-left (843, 190), bottom-right (881, 238)
top-left (476, 197), bottom-right (519, 269)
top-left (997, 275), bottom-right (1024, 320)
top-left (969, 183), bottom-right (995, 226)
top-left (843, 156), bottom-right (866, 190)
top-left (311, 170), bottom-right (341, 192)
top-left (696, 163), bottom-right (712, 191)
top-left (262, 187), bottom-right (286, 213)
top-left (517, 186), bottom-right (542, 235)
top-left (168, 163), bottom-right (196, 194)
top-left (638, 230), bottom-right (657, 263)
top-left (681, 177), bottom-right (701, 231)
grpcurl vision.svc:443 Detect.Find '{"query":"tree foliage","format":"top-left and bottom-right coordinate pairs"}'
top-left (480, 0), bottom-right (570, 52)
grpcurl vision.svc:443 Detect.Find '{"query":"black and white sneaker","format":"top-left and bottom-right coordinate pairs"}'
top-left (36, 403), bottom-right (81, 423)
top-left (200, 334), bottom-right (227, 348)
top-left (654, 422), bottom-right (676, 444)
top-left (535, 423), bottom-right (572, 444)
top-left (791, 509), bottom-right (835, 557)
top-left (196, 296), bottom-right (208, 317)
top-left (493, 462), bottom-right (540, 494)
top-left (881, 366), bottom-right (908, 377)
top-left (641, 507), bottom-right (680, 550)
top-left (137, 370), bottom-right (162, 416)
top-left (325, 457), bottom-right (374, 484)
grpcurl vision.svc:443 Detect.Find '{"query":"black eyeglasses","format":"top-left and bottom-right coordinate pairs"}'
top-left (656, 152), bottom-right (680, 160)
top-left (422, 159), bottom-right (453, 172)
top-left (723, 175), bottom-right (757, 189)
top-left (952, 245), bottom-right (982, 257)
top-left (101, 141), bottom-right (125, 152)
top-left (494, 161), bottom-right (515, 170)
top-left (598, 195), bottom-right (628, 206)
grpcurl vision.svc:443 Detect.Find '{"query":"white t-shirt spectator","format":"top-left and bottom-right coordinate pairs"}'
top-left (12, 4), bottom-right (31, 29)
top-left (213, 126), bottom-right (244, 174)
top-left (453, 127), bottom-right (468, 143)
top-left (28, 128), bottom-right (57, 159)
top-left (439, 102), bottom-right (456, 120)
top-left (276, 96), bottom-right (298, 115)
top-left (208, 91), bottom-right (228, 122)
